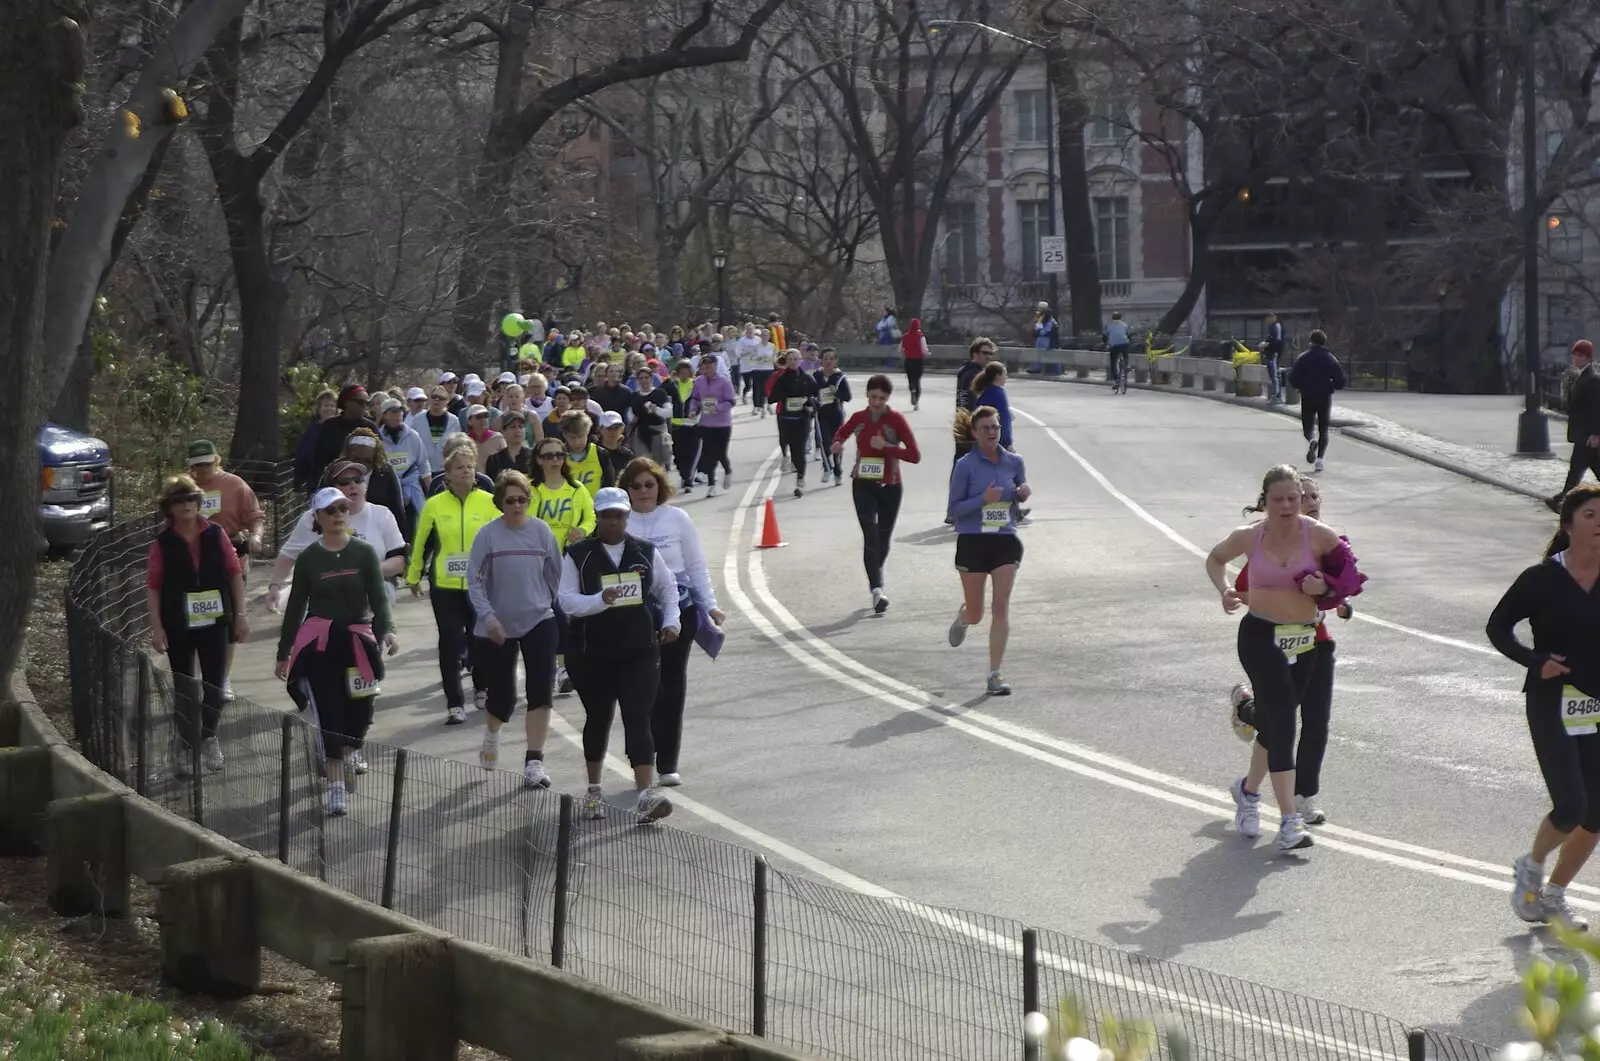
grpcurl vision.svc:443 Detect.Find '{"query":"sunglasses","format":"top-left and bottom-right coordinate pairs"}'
top-left (502, 495), bottom-right (530, 506)
top-left (627, 480), bottom-right (657, 490)
top-left (333, 476), bottom-right (363, 487)
top-left (173, 493), bottom-right (202, 505)
top-left (538, 451), bottom-right (565, 461)
top-left (322, 504), bottom-right (351, 516)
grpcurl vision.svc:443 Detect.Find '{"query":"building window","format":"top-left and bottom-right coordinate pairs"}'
top-left (1015, 90), bottom-right (1048, 144)
top-left (1094, 196), bottom-right (1131, 280)
top-left (943, 202), bottom-right (980, 284)
top-left (1089, 100), bottom-right (1126, 144)
top-left (1019, 199), bottom-right (1050, 279)
top-left (1549, 217), bottom-right (1583, 264)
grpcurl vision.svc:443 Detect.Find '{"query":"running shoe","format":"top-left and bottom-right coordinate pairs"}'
top-left (707, 484), bottom-right (719, 498)
top-left (944, 516), bottom-right (954, 525)
top-left (583, 784), bottom-right (606, 820)
top-left (986, 672), bottom-right (1012, 696)
top-left (1295, 794), bottom-right (1326, 825)
top-left (794, 485), bottom-right (804, 498)
top-left (820, 467), bottom-right (830, 484)
top-left (1229, 683), bottom-right (1256, 743)
top-left (635, 787), bottom-right (673, 822)
top-left (681, 481), bottom-right (693, 496)
top-left (479, 733), bottom-right (498, 771)
top-left (1306, 441), bottom-right (1317, 464)
top-left (473, 688), bottom-right (487, 713)
top-left (834, 471), bottom-right (843, 487)
top-left (948, 608), bottom-right (969, 647)
top-left (221, 679), bottom-right (236, 702)
top-left (1513, 854), bottom-right (1546, 923)
top-left (658, 772), bottom-right (682, 788)
top-left (326, 784), bottom-right (348, 817)
top-left (873, 589), bottom-right (889, 615)
top-left (1314, 458), bottom-right (1324, 473)
top-left (723, 468), bottom-right (732, 485)
top-left (1275, 813), bottom-right (1313, 852)
top-left (522, 758), bottom-right (550, 790)
top-left (912, 401), bottom-right (920, 411)
top-left (556, 666), bottom-right (573, 695)
top-left (1230, 777), bottom-right (1261, 839)
top-left (1017, 507), bottom-right (1033, 525)
top-left (347, 748), bottom-right (369, 774)
top-left (1539, 885), bottom-right (1590, 931)
top-left (445, 704), bottom-right (466, 725)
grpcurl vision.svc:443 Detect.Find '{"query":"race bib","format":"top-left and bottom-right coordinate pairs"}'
top-left (1565, 685), bottom-right (1600, 735)
top-left (701, 399), bottom-right (719, 416)
top-left (857, 458), bottom-right (885, 481)
top-left (676, 417), bottom-right (700, 428)
top-left (785, 397), bottom-right (808, 413)
top-left (347, 668), bottom-right (380, 699)
top-left (819, 387), bottom-right (836, 404)
top-left (388, 452), bottom-right (411, 473)
top-left (200, 492), bottom-right (223, 518)
top-left (980, 504), bottom-right (1010, 532)
top-left (1274, 624), bottom-right (1317, 659)
top-left (185, 589), bottom-right (224, 629)
top-left (601, 571), bottom-right (644, 606)
top-left (443, 553), bottom-right (470, 579)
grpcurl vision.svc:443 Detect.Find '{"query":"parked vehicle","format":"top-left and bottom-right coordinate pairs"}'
top-left (38, 423), bottom-right (112, 555)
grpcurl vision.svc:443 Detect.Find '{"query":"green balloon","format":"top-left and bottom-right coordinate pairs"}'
top-left (500, 313), bottom-right (529, 337)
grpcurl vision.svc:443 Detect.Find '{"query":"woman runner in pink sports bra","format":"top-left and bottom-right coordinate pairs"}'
top-left (1205, 464), bottom-right (1347, 853)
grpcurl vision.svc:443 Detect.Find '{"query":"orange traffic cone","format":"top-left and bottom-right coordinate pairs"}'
top-left (757, 497), bottom-right (786, 549)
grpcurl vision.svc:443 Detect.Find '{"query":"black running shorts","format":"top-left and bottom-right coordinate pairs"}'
top-left (954, 533), bottom-right (1023, 574)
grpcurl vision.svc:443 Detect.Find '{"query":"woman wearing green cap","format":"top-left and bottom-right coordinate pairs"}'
top-left (184, 439), bottom-right (265, 702)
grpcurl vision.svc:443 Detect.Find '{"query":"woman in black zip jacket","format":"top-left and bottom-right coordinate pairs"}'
top-left (768, 355), bottom-right (819, 497)
top-left (1488, 481), bottom-right (1600, 931)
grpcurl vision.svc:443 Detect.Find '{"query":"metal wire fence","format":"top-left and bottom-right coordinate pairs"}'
top-left (63, 492), bottom-right (1502, 1061)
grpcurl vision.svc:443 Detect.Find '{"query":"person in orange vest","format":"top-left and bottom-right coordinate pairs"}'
top-left (767, 312), bottom-right (787, 353)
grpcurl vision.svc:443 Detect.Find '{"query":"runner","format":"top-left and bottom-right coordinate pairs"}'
top-left (1287, 329), bottom-right (1346, 473)
top-left (665, 359), bottom-right (701, 495)
top-left (769, 353), bottom-right (819, 497)
top-left (532, 435), bottom-right (597, 697)
top-left (690, 356), bottom-right (736, 497)
top-left (337, 427), bottom-right (409, 540)
top-left (559, 487), bottom-right (679, 822)
top-left (900, 317), bottom-right (927, 411)
top-left (1205, 464), bottom-right (1353, 853)
top-left (468, 469), bottom-right (563, 788)
top-left (946, 405), bottom-right (1029, 694)
top-left (1489, 483), bottom-right (1600, 930)
top-left (948, 338), bottom-right (996, 525)
top-left (463, 404), bottom-right (507, 474)
top-left (408, 387), bottom-right (461, 480)
top-left (406, 447), bottom-right (499, 724)
top-left (293, 389), bottom-right (339, 495)
top-left (146, 475), bottom-right (248, 776)
top-left (621, 457), bottom-right (723, 787)
top-left (1104, 312), bottom-right (1131, 394)
top-left (833, 374), bottom-right (920, 614)
top-left (275, 487), bottom-right (399, 817)
top-left (970, 362), bottom-right (1013, 450)
top-left (745, 328), bottom-right (778, 417)
top-left (559, 411), bottom-right (606, 494)
top-left (1227, 476), bottom-right (1359, 826)
top-left (376, 397), bottom-right (431, 541)
top-left (596, 411), bottom-right (636, 488)
top-left (181, 439), bottom-right (264, 703)
top-left (485, 409), bottom-right (534, 478)
top-left (814, 348), bottom-right (852, 485)
top-left (269, 462), bottom-right (407, 611)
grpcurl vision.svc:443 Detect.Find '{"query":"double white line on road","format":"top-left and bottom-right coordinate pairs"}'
top-left (724, 426), bottom-right (1600, 911)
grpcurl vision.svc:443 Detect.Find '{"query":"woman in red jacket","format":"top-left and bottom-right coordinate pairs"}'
top-left (831, 374), bottom-right (921, 613)
top-left (899, 318), bottom-right (927, 411)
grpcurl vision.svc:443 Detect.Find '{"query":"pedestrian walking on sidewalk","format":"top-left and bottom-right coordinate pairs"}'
top-left (1551, 339), bottom-right (1600, 513)
top-left (1288, 330), bottom-right (1346, 474)
top-left (1262, 313), bottom-right (1286, 403)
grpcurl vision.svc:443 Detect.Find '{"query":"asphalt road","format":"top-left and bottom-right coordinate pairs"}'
top-left (220, 379), bottom-right (1573, 1058)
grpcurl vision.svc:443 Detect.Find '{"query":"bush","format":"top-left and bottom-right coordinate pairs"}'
top-left (1497, 923), bottom-right (1600, 1060)
top-left (1026, 998), bottom-right (1191, 1061)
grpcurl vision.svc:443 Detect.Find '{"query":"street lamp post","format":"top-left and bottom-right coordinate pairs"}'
top-left (929, 19), bottom-right (1059, 329)
top-left (1518, 0), bottom-right (1552, 455)
top-left (712, 250), bottom-right (728, 329)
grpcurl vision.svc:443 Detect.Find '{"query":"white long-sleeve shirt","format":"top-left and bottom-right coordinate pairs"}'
top-left (623, 505), bottom-right (717, 612)
top-left (558, 542), bottom-right (680, 631)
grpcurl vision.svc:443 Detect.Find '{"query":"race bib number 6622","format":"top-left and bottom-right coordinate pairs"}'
top-left (601, 571), bottom-right (644, 606)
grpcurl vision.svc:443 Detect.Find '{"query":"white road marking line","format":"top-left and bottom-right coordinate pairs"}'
top-left (1010, 406), bottom-right (1494, 657)
top-left (728, 431), bottom-right (1600, 903)
top-left (542, 714), bottom-right (1408, 1060)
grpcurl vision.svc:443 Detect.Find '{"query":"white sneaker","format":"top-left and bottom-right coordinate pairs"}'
top-left (871, 588), bottom-right (888, 615)
top-left (1230, 777), bottom-right (1261, 839)
top-left (220, 679), bottom-right (235, 702)
top-left (472, 689), bottom-right (487, 713)
top-left (523, 758), bottom-right (550, 789)
top-left (1275, 813), bottom-right (1313, 852)
top-left (479, 733), bottom-right (499, 772)
top-left (1314, 458), bottom-right (1325, 473)
top-left (947, 608), bottom-right (968, 647)
top-left (1539, 885), bottom-right (1590, 931)
top-left (555, 666), bottom-right (572, 695)
top-left (347, 749), bottom-right (368, 774)
top-left (326, 783), bottom-right (348, 817)
top-left (658, 771), bottom-right (682, 788)
top-left (820, 467), bottom-right (831, 483)
top-left (1295, 793), bottom-right (1326, 825)
top-left (583, 784), bottom-right (606, 819)
top-left (635, 787), bottom-right (673, 822)
top-left (707, 484), bottom-right (719, 498)
top-left (445, 705), bottom-right (466, 725)
top-left (1513, 854), bottom-right (1546, 923)
top-left (1228, 683), bottom-right (1256, 743)
top-left (200, 737), bottom-right (224, 773)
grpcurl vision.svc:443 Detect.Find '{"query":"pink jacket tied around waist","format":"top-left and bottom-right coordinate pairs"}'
top-left (287, 616), bottom-right (378, 683)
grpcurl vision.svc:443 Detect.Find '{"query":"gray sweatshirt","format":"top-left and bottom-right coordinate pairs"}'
top-left (466, 516), bottom-right (563, 638)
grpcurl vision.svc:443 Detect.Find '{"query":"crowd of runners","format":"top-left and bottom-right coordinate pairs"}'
top-left (140, 312), bottom-right (1600, 934)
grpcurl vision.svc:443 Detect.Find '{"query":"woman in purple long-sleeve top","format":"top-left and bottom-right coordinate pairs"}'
top-left (689, 358), bottom-right (737, 497)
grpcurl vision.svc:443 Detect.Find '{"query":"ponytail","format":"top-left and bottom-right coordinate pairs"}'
top-left (1242, 492), bottom-right (1268, 519)
top-left (1545, 530), bottom-right (1572, 559)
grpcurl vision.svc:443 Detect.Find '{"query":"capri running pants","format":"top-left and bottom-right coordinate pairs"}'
top-left (652, 602), bottom-right (697, 775)
top-left (430, 587), bottom-right (481, 709)
top-left (477, 617), bottom-right (559, 723)
top-left (1528, 693), bottom-right (1600, 833)
top-left (570, 650), bottom-right (659, 768)
top-left (1236, 613), bottom-right (1318, 773)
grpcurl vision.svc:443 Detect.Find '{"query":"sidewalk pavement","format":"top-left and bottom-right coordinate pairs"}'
top-left (1046, 373), bottom-right (1572, 504)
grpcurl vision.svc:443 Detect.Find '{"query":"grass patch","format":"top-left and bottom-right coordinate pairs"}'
top-left (0, 912), bottom-right (262, 1061)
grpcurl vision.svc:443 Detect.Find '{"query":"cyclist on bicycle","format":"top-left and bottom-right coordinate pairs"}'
top-left (1104, 312), bottom-right (1131, 395)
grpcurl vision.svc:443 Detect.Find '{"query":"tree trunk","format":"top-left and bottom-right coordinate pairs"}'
top-left (1156, 198), bottom-right (1220, 337)
top-left (38, 0), bottom-right (252, 414)
top-left (216, 165), bottom-right (285, 464)
top-left (450, 150), bottom-right (516, 358)
top-left (50, 335), bottom-right (93, 429)
top-left (1047, 44), bottom-right (1101, 337)
top-left (0, 0), bottom-right (84, 683)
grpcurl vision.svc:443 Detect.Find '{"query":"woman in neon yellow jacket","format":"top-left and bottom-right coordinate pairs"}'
top-left (531, 434), bottom-right (596, 695)
top-left (407, 447), bottom-right (501, 724)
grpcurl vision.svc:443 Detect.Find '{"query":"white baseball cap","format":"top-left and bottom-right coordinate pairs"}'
top-left (466, 381), bottom-right (486, 396)
top-left (406, 387), bottom-right (427, 401)
top-left (465, 404), bottom-right (490, 420)
top-left (496, 371), bottom-right (517, 385)
top-left (311, 487), bottom-right (346, 512)
top-left (437, 371), bottom-right (457, 384)
top-left (592, 487), bottom-right (631, 514)
top-left (597, 410), bottom-right (624, 429)
top-left (463, 373), bottom-right (482, 385)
